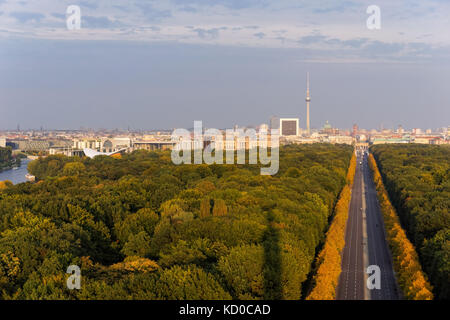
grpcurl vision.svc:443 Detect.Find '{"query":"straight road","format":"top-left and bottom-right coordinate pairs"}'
top-left (336, 151), bottom-right (399, 300)
top-left (336, 151), bottom-right (365, 300)
top-left (363, 152), bottom-right (399, 300)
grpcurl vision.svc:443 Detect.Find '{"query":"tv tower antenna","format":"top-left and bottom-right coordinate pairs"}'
top-left (306, 72), bottom-right (311, 135)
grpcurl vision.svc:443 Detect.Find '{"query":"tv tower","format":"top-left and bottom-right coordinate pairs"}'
top-left (305, 72), bottom-right (311, 135)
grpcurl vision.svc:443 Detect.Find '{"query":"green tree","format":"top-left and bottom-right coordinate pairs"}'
top-left (154, 265), bottom-right (231, 299)
top-left (62, 162), bottom-right (86, 176)
top-left (121, 231), bottom-right (152, 258)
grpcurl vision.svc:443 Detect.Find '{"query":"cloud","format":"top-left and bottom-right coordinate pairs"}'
top-left (363, 41), bottom-right (405, 56)
top-left (79, 1), bottom-right (99, 10)
top-left (112, 5), bottom-right (130, 12)
top-left (0, 0), bottom-right (448, 64)
top-left (10, 11), bottom-right (45, 23)
top-left (83, 16), bottom-right (124, 29)
top-left (171, 0), bottom-right (268, 10)
top-left (140, 26), bottom-right (161, 32)
top-left (298, 34), bottom-right (328, 45)
top-left (179, 6), bottom-right (197, 13)
top-left (324, 38), bottom-right (369, 49)
top-left (293, 30), bottom-right (445, 63)
top-left (135, 2), bottom-right (172, 22)
top-left (193, 27), bottom-right (221, 39)
top-left (254, 32), bottom-right (265, 39)
top-left (312, 1), bottom-right (358, 14)
top-left (341, 38), bottom-right (369, 48)
top-left (51, 13), bottom-right (65, 20)
top-left (299, 32), bottom-right (370, 48)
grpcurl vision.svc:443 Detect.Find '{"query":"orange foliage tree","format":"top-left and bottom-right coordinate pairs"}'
top-left (368, 154), bottom-right (433, 300)
top-left (0, 180), bottom-right (13, 190)
top-left (306, 153), bottom-right (356, 300)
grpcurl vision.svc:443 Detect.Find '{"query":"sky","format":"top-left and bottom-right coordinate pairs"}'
top-left (0, 0), bottom-right (449, 130)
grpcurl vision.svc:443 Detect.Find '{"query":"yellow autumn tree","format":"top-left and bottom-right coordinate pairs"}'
top-left (199, 198), bottom-right (211, 218)
top-left (0, 180), bottom-right (13, 190)
top-left (368, 154), bottom-right (433, 300)
top-left (306, 153), bottom-right (356, 300)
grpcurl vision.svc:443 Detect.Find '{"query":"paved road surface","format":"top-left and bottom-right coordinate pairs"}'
top-left (336, 151), bottom-right (399, 300)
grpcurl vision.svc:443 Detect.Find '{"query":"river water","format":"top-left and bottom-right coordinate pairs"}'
top-left (0, 159), bottom-right (31, 184)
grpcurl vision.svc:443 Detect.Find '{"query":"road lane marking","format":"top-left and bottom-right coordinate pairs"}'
top-left (353, 162), bottom-right (361, 299)
top-left (362, 163), bottom-right (370, 300)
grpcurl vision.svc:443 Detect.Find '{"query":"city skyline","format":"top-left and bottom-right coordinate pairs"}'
top-left (1, 121), bottom-right (448, 133)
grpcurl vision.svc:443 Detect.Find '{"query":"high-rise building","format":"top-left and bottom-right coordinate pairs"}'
top-left (305, 72), bottom-right (311, 135)
top-left (352, 124), bottom-right (358, 137)
top-left (270, 116), bottom-right (279, 130)
top-left (280, 118), bottom-right (299, 136)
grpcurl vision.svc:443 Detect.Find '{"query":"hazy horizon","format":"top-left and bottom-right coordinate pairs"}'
top-left (1, 0), bottom-right (449, 130)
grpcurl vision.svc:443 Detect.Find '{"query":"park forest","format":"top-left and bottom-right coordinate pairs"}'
top-left (371, 144), bottom-right (449, 300)
top-left (0, 144), bottom-right (354, 299)
top-left (0, 143), bottom-right (447, 300)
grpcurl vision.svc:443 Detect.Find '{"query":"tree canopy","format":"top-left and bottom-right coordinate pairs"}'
top-left (0, 144), bottom-right (353, 299)
top-left (371, 145), bottom-right (448, 299)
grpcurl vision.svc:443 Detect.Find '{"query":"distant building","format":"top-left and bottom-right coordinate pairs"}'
top-left (258, 123), bottom-right (269, 132)
top-left (101, 137), bottom-right (131, 152)
top-left (110, 137), bottom-right (132, 150)
top-left (413, 136), bottom-right (444, 145)
top-left (371, 137), bottom-right (410, 145)
top-left (0, 137), bottom-right (6, 148)
top-left (279, 118), bottom-right (299, 136)
top-left (14, 140), bottom-right (50, 152)
top-left (320, 120), bottom-right (339, 135)
top-left (270, 116), bottom-right (280, 131)
top-left (352, 124), bottom-right (358, 137)
top-left (49, 147), bottom-right (84, 157)
top-left (327, 135), bottom-right (353, 145)
top-left (133, 141), bottom-right (176, 151)
top-left (73, 138), bottom-right (102, 150)
top-left (73, 137), bottom-right (131, 153)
